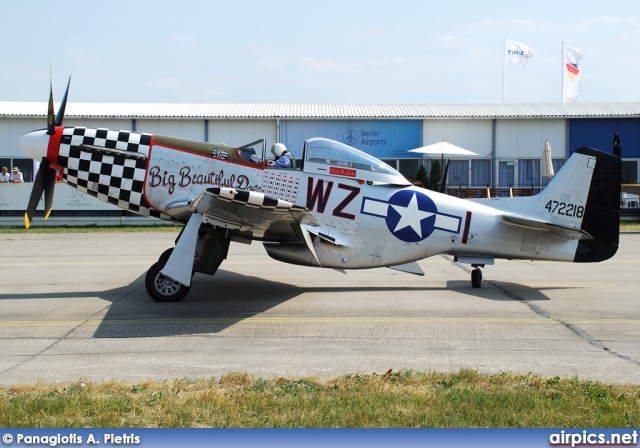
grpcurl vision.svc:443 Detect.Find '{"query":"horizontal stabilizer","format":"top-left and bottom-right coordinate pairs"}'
top-left (500, 213), bottom-right (592, 240)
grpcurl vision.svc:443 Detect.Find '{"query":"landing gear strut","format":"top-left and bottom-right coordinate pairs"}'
top-left (144, 224), bottom-right (231, 302)
top-left (471, 266), bottom-right (483, 288)
top-left (145, 256), bottom-right (191, 302)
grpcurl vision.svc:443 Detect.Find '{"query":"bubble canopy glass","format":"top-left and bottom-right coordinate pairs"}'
top-left (304, 137), bottom-right (408, 184)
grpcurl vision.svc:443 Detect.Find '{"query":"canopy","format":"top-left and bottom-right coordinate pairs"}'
top-left (542, 140), bottom-right (554, 180)
top-left (408, 140), bottom-right (478, 157)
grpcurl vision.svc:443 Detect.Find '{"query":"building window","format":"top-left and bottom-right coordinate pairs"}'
top-left (498, 161), bottom-right (515, 187)
top-left (471, 159), bottom-right (491, 187)
top-left (622, 160), bottom-right (638, 184)
top-left (447, 160), bottom-right (469, 187)
top-left (399, 159), bottom-right (421, 179)
top-left (518, 159), bottom-right (541, 188)
top-left (0, 158), bottom-right (33, 182)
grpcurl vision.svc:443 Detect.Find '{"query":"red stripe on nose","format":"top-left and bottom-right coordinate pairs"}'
top-left (47, 126), bottom-right (63, 169)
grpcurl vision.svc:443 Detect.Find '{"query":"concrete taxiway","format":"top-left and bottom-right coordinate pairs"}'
top-left (0, 231), bottom-right (639, 385)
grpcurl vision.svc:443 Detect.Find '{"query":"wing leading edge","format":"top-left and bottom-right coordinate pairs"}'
top-left (190, 187), bottom-right (317, 241)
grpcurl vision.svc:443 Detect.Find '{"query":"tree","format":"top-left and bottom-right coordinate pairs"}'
top-left (415, 165), bottom-right (427, 188)
top-left (428, 160), bottom-right (441, 191)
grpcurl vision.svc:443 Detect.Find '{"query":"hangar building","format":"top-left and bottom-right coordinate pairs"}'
top-left (1, 102), bottom-right (639, 225)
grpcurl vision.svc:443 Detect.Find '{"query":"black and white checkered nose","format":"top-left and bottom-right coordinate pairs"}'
top-left (19, 129), bottom-right (50, 162)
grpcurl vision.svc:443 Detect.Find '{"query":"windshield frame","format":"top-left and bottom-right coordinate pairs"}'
top-left (303, 137), bottom-right (405, 181)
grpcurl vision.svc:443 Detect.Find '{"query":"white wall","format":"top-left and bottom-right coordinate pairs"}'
top-left (495, 119), bottom-right (565, 159)
top-left (136, 119), bottom-right (204, 140)
top-left (423, 119), bottom-right (493, 158)
top-left (208, 120), bottom-right (277, 148)
top-left (62, 118), bottom-right (134, 131)
top-left (1, 118), bottom-right (45, 157)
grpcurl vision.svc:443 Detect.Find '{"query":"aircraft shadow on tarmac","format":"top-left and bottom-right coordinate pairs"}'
top-left (89, 270), bottom-right (564, 338)
top-left (1, 269), bottom-right (564, 339)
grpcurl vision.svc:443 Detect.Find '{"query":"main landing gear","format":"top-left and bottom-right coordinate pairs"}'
top-left (471, 266), bottom-right (483, 288)
top-left (144, 224), bottom-right (230, 302)
top-left (145, 252), bottom-right (191, 302)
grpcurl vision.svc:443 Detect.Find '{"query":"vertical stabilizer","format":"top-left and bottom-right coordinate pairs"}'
top-left (572, 148), bottom-right (621, 262)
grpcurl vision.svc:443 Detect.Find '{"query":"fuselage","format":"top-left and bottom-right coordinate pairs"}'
top-left (19, 126), bottom-right (580, 269)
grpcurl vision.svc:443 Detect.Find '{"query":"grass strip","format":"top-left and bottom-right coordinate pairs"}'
top-left (1, 370), bottom-right (638, 428)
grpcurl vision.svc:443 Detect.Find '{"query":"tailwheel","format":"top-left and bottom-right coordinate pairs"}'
top-left (145, 259), bottom-right (191, 302)
top-left (471, 268), bottom-right (483, 288)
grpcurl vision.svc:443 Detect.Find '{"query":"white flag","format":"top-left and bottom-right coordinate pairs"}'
top-left (505, 40), bottom-right (533, 67)
top-left (562, 45), bottom-right (583, 103)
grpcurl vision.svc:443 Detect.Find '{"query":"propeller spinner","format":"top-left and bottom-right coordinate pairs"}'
top-left (19, 75), bottom-right (70, 228)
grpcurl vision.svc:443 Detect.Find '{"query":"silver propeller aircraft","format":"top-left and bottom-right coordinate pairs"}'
top-left (19, 79), bottom-right (621, 302)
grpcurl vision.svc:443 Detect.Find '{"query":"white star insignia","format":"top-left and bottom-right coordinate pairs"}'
top-left (390, 192), bottom-right (434, 237)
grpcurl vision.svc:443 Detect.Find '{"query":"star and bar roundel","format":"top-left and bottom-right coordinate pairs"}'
top-left (361, 190), bottom-right (462, 242)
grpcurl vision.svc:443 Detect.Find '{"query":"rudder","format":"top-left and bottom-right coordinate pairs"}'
top-left (573, 147), bottom-right (621, 262)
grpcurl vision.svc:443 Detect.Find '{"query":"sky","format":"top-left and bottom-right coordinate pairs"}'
top-left (2, 0), bottom-right (640, 105)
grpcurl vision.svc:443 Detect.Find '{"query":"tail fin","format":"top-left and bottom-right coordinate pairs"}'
top-left (539, 147), bottom-right (620, 261)
top-left (572, 148), bottom-right (621, 262)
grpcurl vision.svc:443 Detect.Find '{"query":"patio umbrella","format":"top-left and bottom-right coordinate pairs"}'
top-left (408, 140), bottom-right (478, 157)
top-left (542, 140), bottom-right (554, 180)
top-left (408, 140), bottom-right (478, 184)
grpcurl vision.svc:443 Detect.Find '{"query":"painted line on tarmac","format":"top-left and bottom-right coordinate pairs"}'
top-left (1, 317), bottom-right (639, 327)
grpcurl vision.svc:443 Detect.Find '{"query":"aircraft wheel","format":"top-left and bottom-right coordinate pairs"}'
top-left (157, 248), bottom-right (195, 279)
top-left (145, 260), bottom-right (190, 302)
top-left (471, 269), bottom-right (483, 288)
top-left (158, 248), bottom-right (174, 263)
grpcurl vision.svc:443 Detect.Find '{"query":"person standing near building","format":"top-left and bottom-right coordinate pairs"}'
top-left (0, 166), bottom-right (9, 182)
top-left (10, 167), bottom-right (23, 183)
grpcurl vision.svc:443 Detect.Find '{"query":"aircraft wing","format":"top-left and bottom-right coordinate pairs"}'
top-left (499, 212), bottom-right (592, 240)
top-left (189, 187), bottom-right (318, 241)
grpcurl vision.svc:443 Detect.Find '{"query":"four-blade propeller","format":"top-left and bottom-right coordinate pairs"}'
top-left (24, 74), bottom-right (71, 228)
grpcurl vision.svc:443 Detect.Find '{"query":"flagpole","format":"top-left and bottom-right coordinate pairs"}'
top-left (560, 42), bottom-right (564, 102)
top-left (502, 39), bottom-right (506, 103)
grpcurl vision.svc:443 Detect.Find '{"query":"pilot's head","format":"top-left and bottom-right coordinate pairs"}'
top-left (271, 143), bottom-right (287, 159)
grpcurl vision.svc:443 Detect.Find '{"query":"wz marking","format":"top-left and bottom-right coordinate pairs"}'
top-left (544, 200), bottom-right (584, 218)
top-left (306, 177), bottom-right (361, 220)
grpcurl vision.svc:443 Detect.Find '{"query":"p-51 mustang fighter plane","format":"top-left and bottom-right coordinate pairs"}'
top-left (19, 80), bottom-right (621, 302)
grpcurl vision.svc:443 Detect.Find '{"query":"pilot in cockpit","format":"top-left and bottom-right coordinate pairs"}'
top-left (266, 143), bottom-right (293, 169)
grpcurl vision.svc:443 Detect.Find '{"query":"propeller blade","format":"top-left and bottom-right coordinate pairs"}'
top-left (42, 166), bottom-right (57, 220)
top-left (46, 75), bottom-right (55, 135)
top-left (25, 158), bottom-right (50, 228)
top-left (439, 160), bottom-right (450, 193)
top-left (54, 76), bottom-right (71, 126)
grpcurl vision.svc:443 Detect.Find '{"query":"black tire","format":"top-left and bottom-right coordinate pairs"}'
top-left (471, 269), bottom-right (482, 288)
top-left (145, 260), bottom-right (190, 302)
top-left (158, 248), bottom-right (174, 263)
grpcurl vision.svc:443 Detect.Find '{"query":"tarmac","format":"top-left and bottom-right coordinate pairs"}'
top-left (0, 231), bottom-right (639, 385)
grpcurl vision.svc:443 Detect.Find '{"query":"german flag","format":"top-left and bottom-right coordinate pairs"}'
top-left (566, 63), bottom-right (580, 82)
